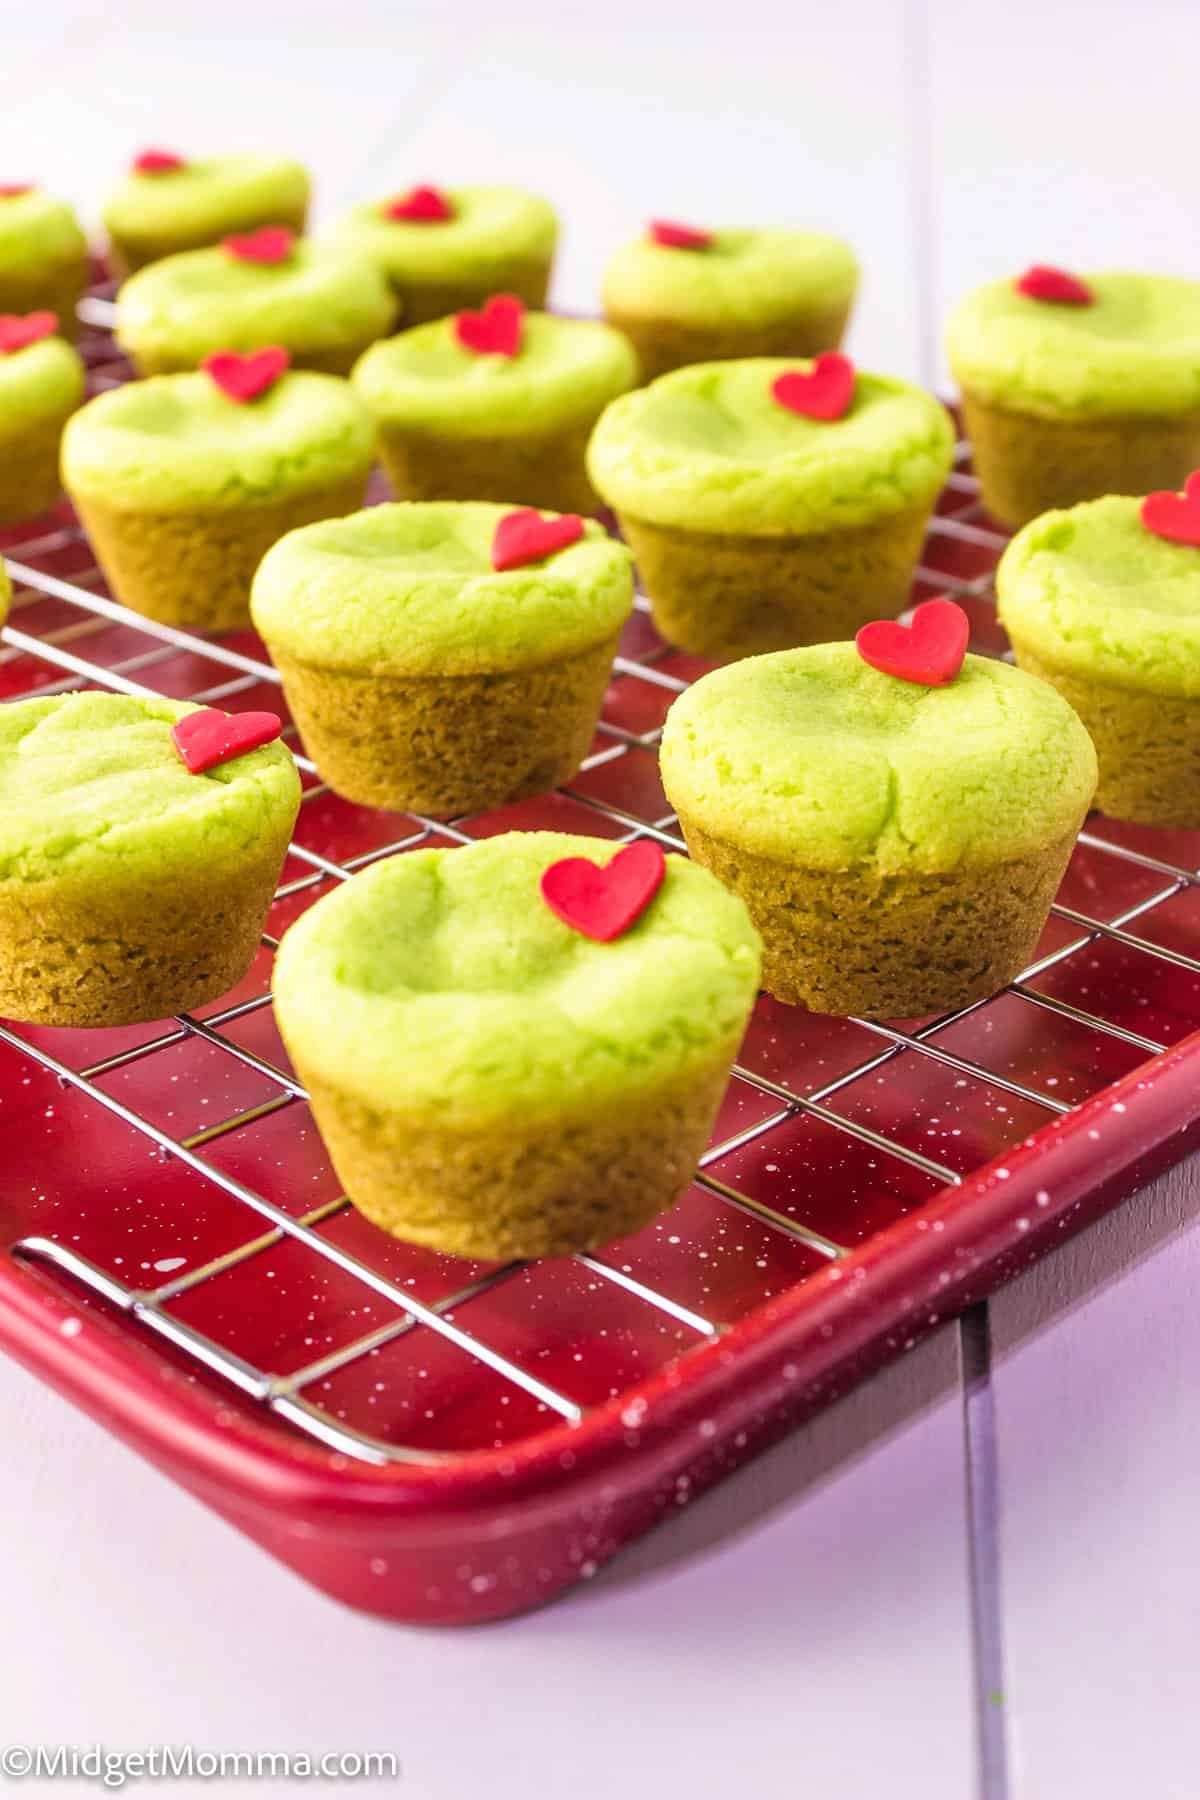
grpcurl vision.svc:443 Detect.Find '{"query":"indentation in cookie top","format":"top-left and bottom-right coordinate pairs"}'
top-left (351, 310), bottom-right (637, 436)
top-left (0, 333), bottom-right (85, 432)
top-left (0, 189), bottom-right (86, 275)
top-left (330, 185), bottom-right (557, 279)
top-left (659, 642), bottom-right (1096, 872)
top-left (0, 693), bottom-right (299, 885)
top-left (586, 358), bottom-right (954, 535)
top-left (61, 368), bottom-right (376, 508)
top-left (998, 493), bottom-right (1200, 696)
top-left (947, 273), bottom-right (1200, 418)
top-left (250, 500), bottom-right (633, 674)
top-left (271, 831), bottom-right (761, 1126)
top-left (602, 225), bottom-right (858, 328)
top-left (103, 154), bottom-right (310, 241)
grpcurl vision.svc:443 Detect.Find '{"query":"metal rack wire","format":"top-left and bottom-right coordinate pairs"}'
top-left (3, 298), bottom-right (1199, 1468)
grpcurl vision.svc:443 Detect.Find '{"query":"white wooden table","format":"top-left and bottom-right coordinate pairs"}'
top-left (2, 5), bottom-right (1199, 1794)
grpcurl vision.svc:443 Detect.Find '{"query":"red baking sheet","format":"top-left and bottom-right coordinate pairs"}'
top-left (1, 293), bottom-right (1199, 1625)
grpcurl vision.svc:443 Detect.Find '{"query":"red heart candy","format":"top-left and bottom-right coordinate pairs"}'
top-left (492, 508), bottom-right (585, 572)
top-left (223, 225), bottom-right (295, 264)
top-left (1141, 470), bottom-right (1200, 546)
top-left (856, 597), bottom-right (970, 687)
top-left (382, 185), bottom-right (453, 223)
top-left (454, 293), bottom-right (525, 357)
top-left (172, 708), bottom-right (283, 775)
top-left (648, 219), bottom-right (713, 251)
top-left (1014, 265), bottom-right (1093, 306)
top-left (0, 183), bottom-right (33, 199)
top-left (541, 840), bottom-right (666, 942)
top-left (201, 345), bottom-right (291, 403)
top-left (133, 148), bottom-right (185, 175)
top-left (0, 311), bottom-right (58, 354)
top-left (771, 352), bottom-right (855, 422)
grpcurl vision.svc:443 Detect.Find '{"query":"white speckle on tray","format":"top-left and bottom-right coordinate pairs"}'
top-left (59, 1317), bottom-right (82, 1338)
top-left (153, 1256), bottom-right (186, 1273)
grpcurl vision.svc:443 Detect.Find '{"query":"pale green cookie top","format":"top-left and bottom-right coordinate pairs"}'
top-left (998, 495), bottom-right (1200, 697)
top-left (0, 560), bottom-right (10, 630)
top-left (946, 273), bottom-right (1200, 420)
top-left (115, 240), bottom-right (395, 365)
top-left (602, 226), bottom-right (858, 329)
top-left (0, 334), bottom-right (85, 435)
top-left (351, 312), bottom-right (637, 438)
top-left (251, 501), bottom-right (633, 674)
top-left (328, 186), bottom-right (557, 283)
top-left (660, 643), bottom-right (1097, 873)
top-left (587, 359), bottom-right (955, 534)
top-left (0, 189), bottom-right (87, 276)
top-left (0, 692), bottom-right (300, 888)
top-left (61, 369), bottom-right (376, 510)
top-left (272, 831), bottom-right (761, 1129)
top-left (102, 155), bottom-right (310, 242)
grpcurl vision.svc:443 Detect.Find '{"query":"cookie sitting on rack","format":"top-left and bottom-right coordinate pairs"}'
top-left (0, 185), bottom-right (88, 340)
top-left (0, 309), bottom-right (84, 525)
top-left (102, 149), bottom-right (311, 277)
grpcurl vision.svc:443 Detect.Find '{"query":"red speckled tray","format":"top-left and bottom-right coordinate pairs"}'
top-left (1, 292), bottom-right (1199, 1624)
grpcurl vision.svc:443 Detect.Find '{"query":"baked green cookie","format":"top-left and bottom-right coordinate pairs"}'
top-left (948, 272), bottom-right (1200, 525)
top-left (273, 831), bottom-right (761, 1258)
top-left (588, 358), bottom-right (955, 658)
top-left (0, 692), bottom-right (300, 1026)
top-left (62, 368), bottom-right (376, 630)
top-left (328, 185), bottom-right (557, 325)
top-left (103, 153), bottom-right (310, 275)
top-left (660, 642), bottom-right (1096, 1016)
top-left (353, 311), bottom-right (636, 514)
top-left (603, 224), bottom-right (858, 381)
top-left (251, 501), bottom-right (633, 812)
top-left (0, 188), bottom-right (88, 338)
top-left (998, 494), bottom-right (1200, 825)
top-left (0, 329), bottom-right (86, 523)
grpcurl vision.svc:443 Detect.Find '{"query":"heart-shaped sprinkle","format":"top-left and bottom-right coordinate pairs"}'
top-left (133, 148), bottom-right (186, 175)
top-left (0, 311), bottom-right (58, 354)
top-left (648, 219), bottom-right (713, 251)
top-left (492, 508), bottom-right (585, 572)
top-left (172, 708), bottom-right (283, 774)
top-left (1014, 265), bottom-right (1093, 306)
top-left (454, 293), bottom-right (525, 357)
top-left (856, 597), bottom-right (970, 686)
top-left (201, 345), bottom-right (291, 403)
top-left (223, 225), bottom-right (295, 264)
top-left (1140, 470), bottom-right (1200, 546)
top-left (0, 183), bottom-right (33, 199)
top-left (771, 352), bottom-right (855, 422)
top-left (541, 840), bottom-right (666, 942)
top-left (382, 185), bottom-right (453, 223)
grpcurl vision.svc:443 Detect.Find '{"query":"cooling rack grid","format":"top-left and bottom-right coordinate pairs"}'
top-left (1, 289), bottom-right (1199, 1624)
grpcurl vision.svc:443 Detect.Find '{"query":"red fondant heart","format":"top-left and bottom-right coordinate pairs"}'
top-left (492, 508), bottom-right (585, 572)
top-left (648, 219), bottom-right (713, 251)
top-left (541, 840), bottom-right (666, 942)
top-left (172, 708), bottom-right (283, 774)
top-left (201, 345), bottom-right (291, 403)
top-left (454, 293), bottom-right (525, 356)
top-left (133, 148), bottom-right (185, 175)
top-left (856, 597), bottom-right (970, 686)
top-left (0, 311), bottom-right (58, 354)
top-left (0, 183), bottom-right (33, 199)
top-left (223, 225), bottom-right (295, 264)
top-left (382, 186), bottom-right (453, 223)
top-left (1141, 470), bottom-right (1200, 546)
top-left (771, 352), bottom-right (855, 422)
top-left (1014, 265), bottom-right (1093, 306)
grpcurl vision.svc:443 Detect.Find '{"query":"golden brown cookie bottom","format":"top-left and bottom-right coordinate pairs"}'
top-left (72, 472), bottom-right (371, 632)
top-left (294, 1056), bottom-right (735, 1261)
top-left (377, 414), bottom-right (605, 516)
top-left (0, 255), bottom-right (89, 340)
top-left (960, 389), bottom-right (1200, 530)
top-left (676, 817), bottom-right (1082, 1018)
top-left (390, 257), bottom-right (553, 328)
top-left (1011, 645), bottom-right (1200, 828)
top-left (106, 202), bottom-right (310, 280)
top-left (604, 300), bottom-right (852, 384)
top-left (0, 835), bottom-right (293, 1028)
top-left (617, 501), bottom-right (935, 660)
top-left (0, 411), bottom-right (74, 524)
top-left (272, 634), bottom-right (619, 815)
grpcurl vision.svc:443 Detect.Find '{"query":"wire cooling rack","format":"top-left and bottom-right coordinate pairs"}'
top-left (2, 288), bottom-right (1200, 1621)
